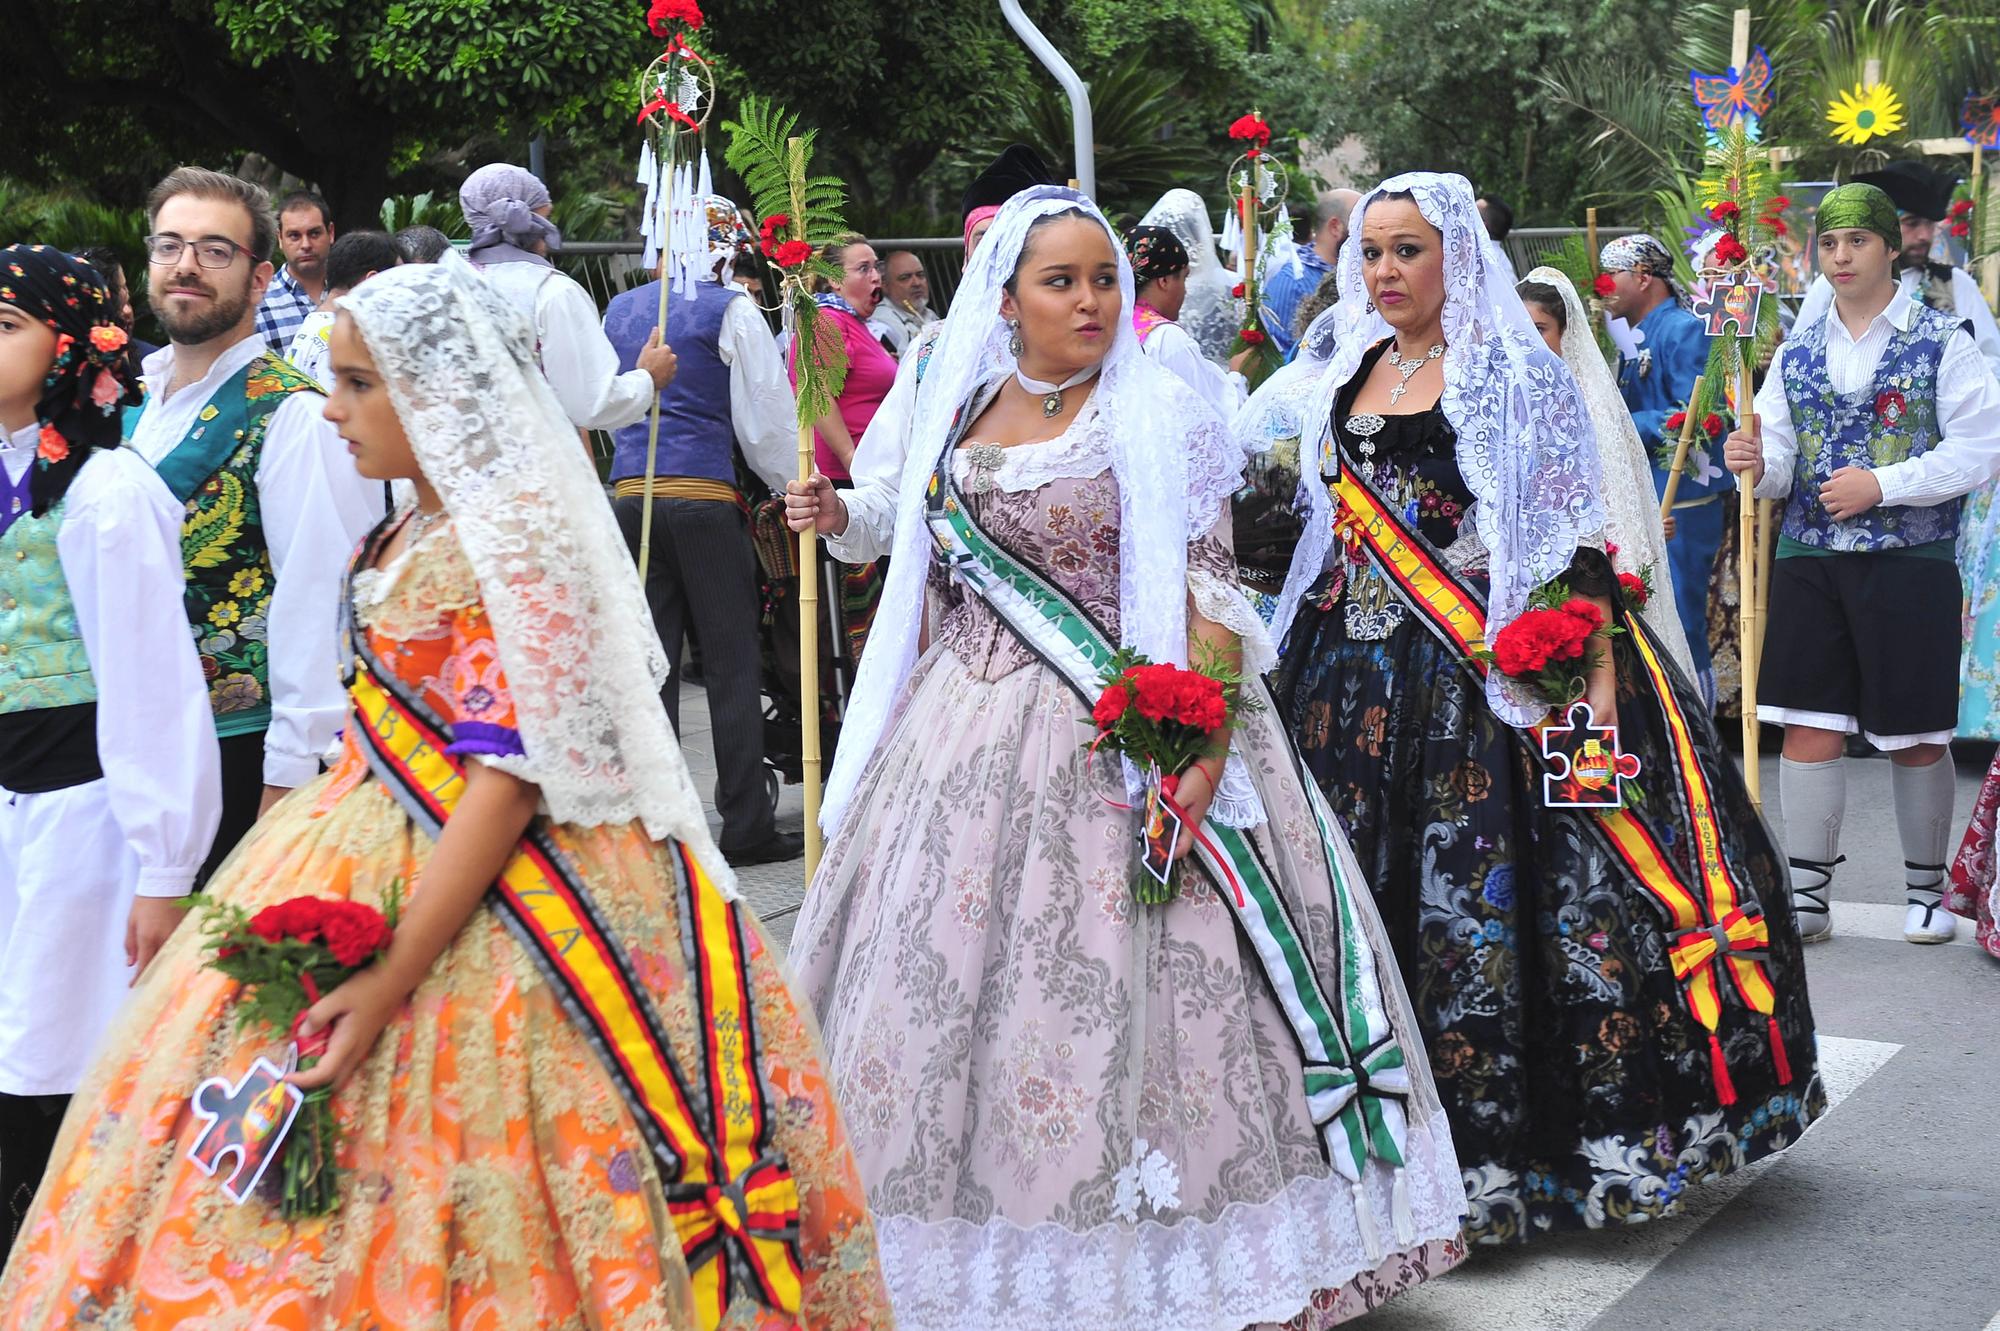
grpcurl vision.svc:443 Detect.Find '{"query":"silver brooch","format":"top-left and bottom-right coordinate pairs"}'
top-left (964, 442), bottom-right (1006, 494)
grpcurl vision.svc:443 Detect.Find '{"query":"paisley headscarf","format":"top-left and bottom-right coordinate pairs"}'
top-left (1816, 182), bottom-right (1901, 249)
top-left (0, 244), bottom-right (142, 515)
top-left (1599, 233), bottom-right (1679, 283)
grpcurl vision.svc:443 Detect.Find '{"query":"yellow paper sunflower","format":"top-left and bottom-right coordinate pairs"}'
top-left (1827, 82), bottom-right (1906, 146)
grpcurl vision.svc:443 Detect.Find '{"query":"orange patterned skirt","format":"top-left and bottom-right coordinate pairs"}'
top-left (0, 768), bottom-right (890, 1331)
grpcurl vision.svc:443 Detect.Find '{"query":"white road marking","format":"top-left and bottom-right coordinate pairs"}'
top-left (1365, 1035), bottom-right (1902, 1330)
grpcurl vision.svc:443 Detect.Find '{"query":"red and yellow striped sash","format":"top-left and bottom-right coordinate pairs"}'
top-left (1330, 464), bottom-right (1789, 1099)
top-left (347, 661), bottom-right (804, 1325)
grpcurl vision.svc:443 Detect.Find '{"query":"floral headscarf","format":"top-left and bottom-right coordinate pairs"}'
top-left (1125, 225), bottom-right (1191, 287)
top-left (0, 244), bottom-right (141, 515)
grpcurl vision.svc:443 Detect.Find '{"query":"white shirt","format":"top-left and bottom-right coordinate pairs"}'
top-left (716, 292), bottom-right (804, 494)
top-left (1794, 268), bottom-right (2000, 379)
top-left (825, 323), bottom-right (929, 564)
top-left (3, 428), bottom-right (222, 895)
top-left (1752, 290), bottom-right (2000, 510)
top-left (479, 261), bottom-right (657, 431)
top-left (285, 309), bottom-right (336, 390)
top-left (867, 302), bottom-right (934, 357)
top-left (132, 335), bottom-right (386, 787)
top-left (1140, 320), bottom-right (1246, 424)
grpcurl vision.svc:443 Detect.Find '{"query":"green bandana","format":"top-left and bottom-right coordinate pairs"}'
top-left (1817, 183), bottom-right (1901, 249)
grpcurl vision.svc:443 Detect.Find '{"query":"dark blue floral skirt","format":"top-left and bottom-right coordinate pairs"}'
top-left (1272, 576), bottom-right (1825, 1243)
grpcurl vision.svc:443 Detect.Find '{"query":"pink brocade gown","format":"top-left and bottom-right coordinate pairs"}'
top-left (1948, 749), bottom-right (2000, 959)
top-left (790, 437), bottom-right (1469, 1331)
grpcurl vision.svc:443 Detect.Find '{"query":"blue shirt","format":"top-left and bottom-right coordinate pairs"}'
top-left (1263, 246), bottom-right (1335, 359)
top-left (254, 267), bottom-right (315, 355)
top-left (1617, 300), bottom-right (1720, 496)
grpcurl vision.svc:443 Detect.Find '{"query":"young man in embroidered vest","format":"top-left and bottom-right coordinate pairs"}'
top-left (126, 167), bottom-right (385, 885)
top-left (0, 245), bottom-right (220, 1259)
top-left (600, 197), bottom-right (802, 866)
top-left (1727, 182), bottom-right (2000, 945)
top-left (1602, 233), bottom-right (1727, 708)
top-left (1124, 224), bottom-right (1248, 423)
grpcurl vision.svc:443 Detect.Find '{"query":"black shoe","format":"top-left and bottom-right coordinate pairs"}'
top-left (723, 830), bottom-right (804, 866)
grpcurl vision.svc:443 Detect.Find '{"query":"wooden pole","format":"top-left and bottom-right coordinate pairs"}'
top-left (1586, 206), bottom-right (1599, 269)
top-left (797, 420), bottom-right (822, 875)
top-left (1755, 496), bottom-right (1777, 659)
top-left (1658, 373), bottom-right (1706, 521)
top-left (1737, 358), bottom-right (1761, 806)
top-left (1730, 8), bottom-right (1750, 74)
top-left (637, 125), bottom-right (675, 585)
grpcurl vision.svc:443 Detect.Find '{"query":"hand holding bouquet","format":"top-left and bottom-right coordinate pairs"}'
top-left (1480, 579), bottom-right (1622, 710)
top-left (197, 889), bottom-right (399, 1217)
top-left (1085, 646), bottom-right (1253, 904)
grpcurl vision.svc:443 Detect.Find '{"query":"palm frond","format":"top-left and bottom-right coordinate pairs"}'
top-left (722, 96), bottom-right (853, 426)
top-left (1537, 60), bottom-right (1707, 215)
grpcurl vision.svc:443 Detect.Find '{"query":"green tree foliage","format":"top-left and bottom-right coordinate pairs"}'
top-left (3, 1), bottom-right (653, 232)
top-left (1316, 0), bottom-right (1683, 224)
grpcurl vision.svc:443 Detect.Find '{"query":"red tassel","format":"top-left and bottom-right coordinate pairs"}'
top-left (1708, 1033), bottom-right (1738, 1106)
top-left (1768, 1016), bottom-right (1793, 1086)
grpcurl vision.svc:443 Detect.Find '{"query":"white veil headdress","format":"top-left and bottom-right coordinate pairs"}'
top-left (822, 186), bottom-right (1250, 835)
top-left (1139, 187), bottom-right (1240, 364)
top-left (1236, 172), bottom-right (1604, 728)
top-left (338, 257), bottom-right (736, 897)
top-left (1524, 266), bottom-right (1698, 678)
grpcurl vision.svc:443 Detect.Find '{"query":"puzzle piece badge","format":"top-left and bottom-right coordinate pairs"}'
top-left (186, 1047), bottom-right (306, 1204)
top-left (1539, 701), bottom-right (1642, 809)
top-left (1690, 270), bottom-right (1768, 339)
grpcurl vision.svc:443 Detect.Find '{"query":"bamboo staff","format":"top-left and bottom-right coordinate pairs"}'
top-left (789, 136), bottom-right (825, 877)
top-left (1738, 361), bottom-right (1762, 805)
top-left (1755, 495), bottom-right (1777, 659)
top-left (1586, 206), bottom-right (1599, 271)
top-left (1658, 374), bottom-right (1706, 522)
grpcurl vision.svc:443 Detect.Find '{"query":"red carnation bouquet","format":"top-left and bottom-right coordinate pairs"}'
top-left (197, 889), bottom-right (400, 1216)
top-left (1086, 646), bottom-right (1253, 904)
top-left (1478, 579), bottom-right (1622, 709)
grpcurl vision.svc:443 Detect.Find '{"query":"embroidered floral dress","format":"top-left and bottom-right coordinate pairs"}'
top-left (0, 521), bottom-right (891, 1331)
top-left (789, 402), bottom-right (1469, 1331)
top-left (1271, 343), bottom-right (1826, 1244)
top-left (1947, 752), bottom-right (2000, 960)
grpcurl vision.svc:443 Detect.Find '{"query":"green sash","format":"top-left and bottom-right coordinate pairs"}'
top-left (922, 443), bottom-right (1414, 1195)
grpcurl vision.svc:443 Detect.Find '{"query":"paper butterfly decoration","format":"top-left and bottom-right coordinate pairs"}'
top-left (1690, 46), bottom-right (1774, 132)
top-left (1539, 701), bottom-right (1643, 809)
top-left (1963, 93), bottom-right (2000, 150)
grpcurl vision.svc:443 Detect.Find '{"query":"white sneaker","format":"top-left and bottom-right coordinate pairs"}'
top-left (1788, 857), bottom-right (1836, 943)
top-left (1904, 890), bottom-right (1956, 944)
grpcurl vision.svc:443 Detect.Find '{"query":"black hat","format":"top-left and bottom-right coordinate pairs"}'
top-left (1853, 161), bottom-right (1957, 222)
top-left (960, 144), bottom-right (1056, 223)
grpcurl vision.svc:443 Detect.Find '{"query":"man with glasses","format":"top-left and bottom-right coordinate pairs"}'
top-left (125, 166), bottom-right (384, 885)
top-left (866, 250), bottom-right (936, 357)
top-left (254, 190), bottom-right (335, 354)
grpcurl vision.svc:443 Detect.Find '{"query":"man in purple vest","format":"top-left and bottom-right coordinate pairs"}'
top-left (603, 196), bottom-right (801, 865)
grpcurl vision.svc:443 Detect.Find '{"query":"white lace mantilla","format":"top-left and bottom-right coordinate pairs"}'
top-left (873, 1107), bottom-right (1465, 1331)
top-left (337, 258), bottom-right (736, 897)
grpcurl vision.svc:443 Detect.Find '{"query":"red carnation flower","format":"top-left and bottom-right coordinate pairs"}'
top-left (647, 0), bottom-right (702, 36)
top-left (321, 901), bottom-right (394, 967)
top-left (1713, 234), bottom-right (1748, 266)
top-left (1592, 273), bottom-right (1616, 299)
top-left (771, 239), bottom-right (813, 269)
top-left (1232, 282), bottom-right (1246, 298)
top-left (1702, 413), bottom-right (1724, 437)
top-left (248, 897), bottom-right (328, 945)
top-left (1708, 201), bottom-right (1741, 223)
top-left (1093, 683), bottom-right (1131, 728)
top-left (1664, 410), bottom-right (1688, 432)
top-left (1239, 327), bottom-right (1267, 346)
top-left (1617, 571), bottom-right (1650, 607)
top-left (1767, 195), bottom-right (1791, 213)
top-left (1228, 113), bottom-right (1272, 147)
top-left (1765, 216), bottom-right (1790, 239)
top-left (1560, 597), bottom-right (1605, 636)
top-left (1952, 220), bottom-right (1972, 239)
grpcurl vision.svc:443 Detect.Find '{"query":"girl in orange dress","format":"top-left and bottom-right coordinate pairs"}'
top-left (0, 259), bottom-right (890, 1331)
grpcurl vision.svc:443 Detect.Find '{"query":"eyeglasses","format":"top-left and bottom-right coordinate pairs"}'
top-left (145, 234), bottom-right (256, 269)
top-left (846, 261), bottom-right (883, 278)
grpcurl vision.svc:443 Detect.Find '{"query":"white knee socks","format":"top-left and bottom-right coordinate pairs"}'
top-left (1892, 753), bottom-right (1955, 908)
top-left (1780, 755), bottom-right (1846, 926)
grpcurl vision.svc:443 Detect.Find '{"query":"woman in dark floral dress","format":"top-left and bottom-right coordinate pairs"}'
top-left (1243, 173), bottom-right (1824, 1244)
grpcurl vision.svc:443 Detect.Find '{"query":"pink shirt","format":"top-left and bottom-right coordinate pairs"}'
top-left (790, 308), bottom-right (897, 481)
